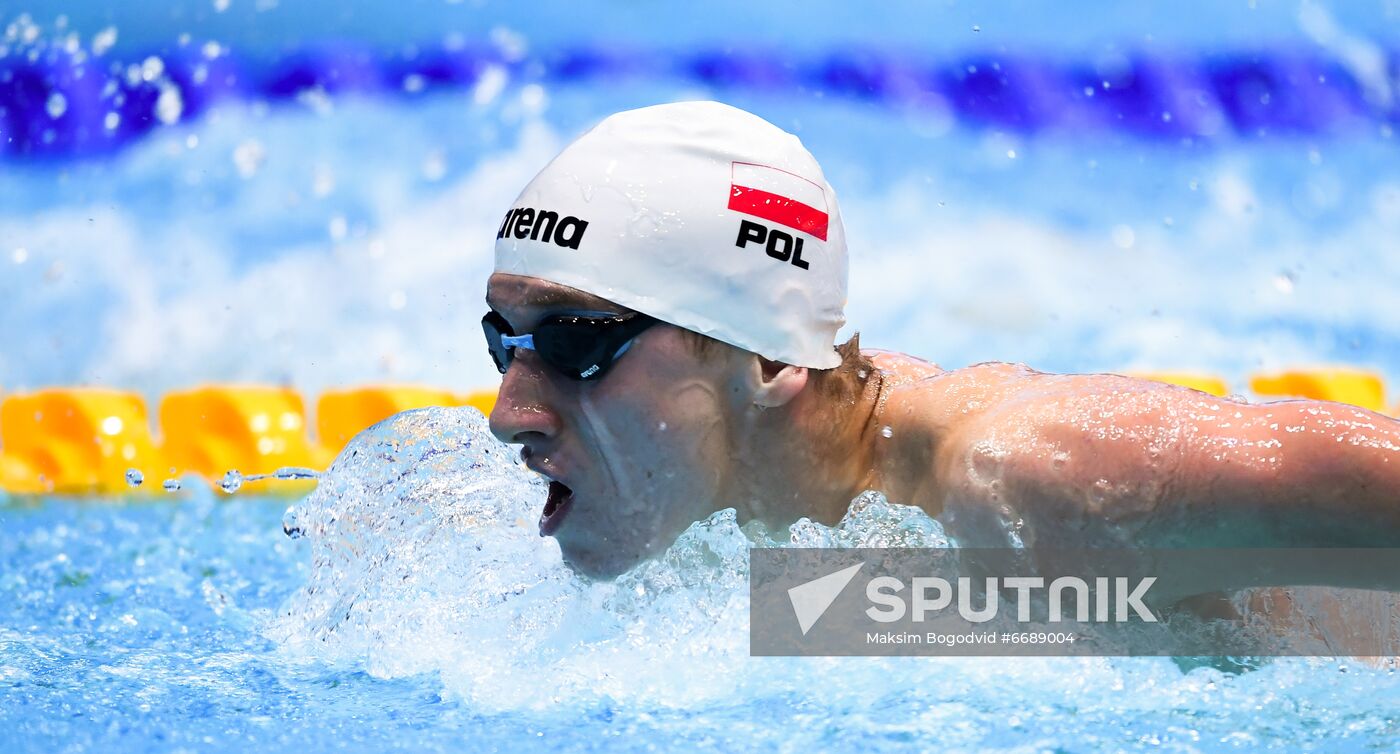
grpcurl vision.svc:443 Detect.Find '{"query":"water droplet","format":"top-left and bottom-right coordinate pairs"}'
top-left (657, 421), bottom-right (668, 431)
top-left (220, 469), bottom-right (243, 494)
top-left (140, 55), bottom-right (164, 82)
top-left (92, 27), bottom-right (117, 56)
top-left (124, 468), bottom-right (143, 487)
top-left (162, 478), bottom-right (182, 492)
top-left (233, 139), bottom-right (267, 178)
top-left (282, 505), bottom-right (303, 539)
top-left (273, 466), bottom-right (320, 480)
top-left (857, 369), bottom-right (868, 380)
top-left (155, 81), bottom-right (183, 124)
top-left (1051, 451), bottom-right (1069, 470)
top-left (45, 91), bottom-right (67, 119)
top-left (1090, 478), bottom-right (1112, 506)
top-left (972, 24), bottom-right (981, 32)
top-left (880, 425), bottom-right (893, 438)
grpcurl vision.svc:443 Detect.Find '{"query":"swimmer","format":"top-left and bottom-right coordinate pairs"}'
top-left (484, 101), bottom-right (1400, 583)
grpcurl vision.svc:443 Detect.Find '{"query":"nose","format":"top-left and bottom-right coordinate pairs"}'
top-left (488, 350), bottom-right (564, 445)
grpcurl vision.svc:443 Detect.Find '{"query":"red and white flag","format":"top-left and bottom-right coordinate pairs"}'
top-left (727, 162), bottom-right (829, 241)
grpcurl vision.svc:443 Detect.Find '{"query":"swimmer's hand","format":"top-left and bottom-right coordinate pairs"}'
top-left (929, 366), bottom-right (1400, 593)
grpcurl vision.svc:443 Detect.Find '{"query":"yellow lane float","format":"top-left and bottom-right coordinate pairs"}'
top-left (159, 385), bottom-right (328, 493)
top-left (0, 388), bottom-right (165, 494)
top-left (316, 385), bottom-right (464, 451)
top-left (1249, 367), bottom-right (1388, 414)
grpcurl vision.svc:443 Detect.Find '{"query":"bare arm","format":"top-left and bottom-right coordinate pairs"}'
top-left (935, 370), bottom-right (1400, 550)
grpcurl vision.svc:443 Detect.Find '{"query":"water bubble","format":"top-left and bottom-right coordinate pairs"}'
top-left (880, 425), bottom-right (893, 439)
top-left (125, 468), bottom-right (144, 487)
top-left (162, 478), bottom-right (182, 492)
top-left (972, 24), bottom-right (981, 32)
top-left (220, 469), bottom-right (243, 494)
top-left (1051, 451), bottom-right (1069, 471)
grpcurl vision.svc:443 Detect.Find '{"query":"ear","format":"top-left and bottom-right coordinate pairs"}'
top-left (751, 356), bottom-right (809, 409)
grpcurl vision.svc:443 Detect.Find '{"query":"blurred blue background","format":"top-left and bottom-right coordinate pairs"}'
top-left (2, 0), bottom-right (1398, 399)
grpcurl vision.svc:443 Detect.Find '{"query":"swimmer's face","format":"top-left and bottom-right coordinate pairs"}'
top-left (485, 272), bottom-right (748, 579)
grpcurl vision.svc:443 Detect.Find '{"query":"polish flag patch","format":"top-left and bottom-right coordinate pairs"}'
top-left (727, 162), bottom-right (829, 241)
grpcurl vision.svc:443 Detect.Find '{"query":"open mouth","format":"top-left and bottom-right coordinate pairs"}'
top-left (539, 480), bottom-right (575, 537)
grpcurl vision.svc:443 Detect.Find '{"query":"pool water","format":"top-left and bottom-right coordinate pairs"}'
top-left (4, 408), bottom-right (1400, 753)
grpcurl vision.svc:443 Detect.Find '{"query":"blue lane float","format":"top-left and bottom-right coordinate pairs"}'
top-left (1, 39), bottom-right (1397, 159)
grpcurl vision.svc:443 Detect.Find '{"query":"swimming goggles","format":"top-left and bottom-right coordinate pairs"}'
top-left (481, 310), bottom-right (658, 381)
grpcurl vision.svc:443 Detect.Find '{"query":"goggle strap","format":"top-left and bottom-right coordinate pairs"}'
top-left (500, 333), bottom-right (535, 350)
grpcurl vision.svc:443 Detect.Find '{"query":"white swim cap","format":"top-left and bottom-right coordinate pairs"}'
top-left (493, 101), bottom-right (847, 369)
